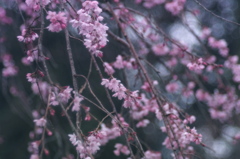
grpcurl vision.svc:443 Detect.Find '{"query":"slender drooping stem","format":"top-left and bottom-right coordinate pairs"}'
top-left (38, 7), bottom-right (53, 85)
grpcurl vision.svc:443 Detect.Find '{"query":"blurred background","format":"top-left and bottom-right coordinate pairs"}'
top-left (1, 0), bottom-right (240, 158)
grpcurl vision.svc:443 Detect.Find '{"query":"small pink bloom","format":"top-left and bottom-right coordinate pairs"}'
top-left (34, 117), bottom-right (47, 127)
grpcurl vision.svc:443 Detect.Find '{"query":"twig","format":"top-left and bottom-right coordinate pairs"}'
top-left (193, 0), bottom-right (240, 27)
top-left (38, 7), bottom-right (53, 84)
top-left (39, 88), bottom-right (52, 159)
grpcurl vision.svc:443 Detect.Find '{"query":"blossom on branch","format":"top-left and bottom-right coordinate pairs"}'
top-left (70, 1), bottom-right (108, 57)
top-left (46, 11), bottom-right (67, 32)
top-left (25, 0), bottom-right (50, 11)
top-left (17, 29), bottom-right (38, 43)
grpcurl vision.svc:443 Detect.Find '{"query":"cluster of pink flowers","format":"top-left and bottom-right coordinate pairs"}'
top-left (70, 1), bottom-right (108, 57)
top-left (135, 0), bottom-right (187, 15)
top-left (166, 82), bottom-right (179, 93)
top-left (72, 93), bottom-right (84, 112)
top-left (152, 43), bottom-right (170, 56)
top-left (31, 81), bottom-right (49, 101)
top-left (25, 0), bottom-right (50, 11)
top-left (165, 0), bottom-right (186, 15)
top-left (103, 62), bottom-right (115, 75)
top-left (22, 49), bottom-right (39, 65)
top-left (156, 103), bottom-right (201, 158)
top-left (98, 120), bottom-right (122, 145)
top-left (68, 115), bottom-right (127, 159)
top-left (101, 78), bottom-right (127, 100)
top-left (135, 0), bottom-right (165, 8)
top-left (113, 55), bottom-right (137, 69)
top-left (28, 142), bottom-right (40, 159)
top-left (187, 58), bottom-right (206, 72)
top-left (208, 37), bottom-right (229, 57)
top-left (224, 56), bottom-right (240, 83)
top-left (141, 80), bottom-right (158, 92)
top-left (50, 86), bottom-right (73, 106)
top-left (17, 29), bottom-right (39, 43)
top-left (201, 27), bottom-right (211, 39)
top-left (1, 54), bottom-right (18, 77)
top-left (142, 150), bottom-right (161, 159)
top-left (196, 88), bottom-right (240, 122)
top-left (103, 56), bottom-right (138, 76)
top-left (113, 143), bottom-right (130, 156)
top-left (182, 82), bottom-right (195, 98)
top-left (46, 11), bottom-right (67, 32)
top-left (33, 117), bottom-right (47, 127)
top-left (136, 119), bottom-right (150, 128)
top-left (26, 70), bottom-right (44, 83)
top-left (69, 132), bottom-right (102, 159)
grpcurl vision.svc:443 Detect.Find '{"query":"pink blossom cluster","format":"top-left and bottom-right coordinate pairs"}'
top-left (126, 93), bottom-right (157, 122)
top-left (142, 150), bottom-right (161, 159)
top-left (99, 115), bottom-right (129, 144)
top-left (187, 58), bottom-right (206, 72)
top-left (46, 11), bottom-right (67, 32)
top-left (103, 62), bottom-right (115, 75)
top-left (22, 49), bottom-right (39, 65)
top-left (101, 77), bottom-right (144, 111)
top-left (201, 27), bottom-right (211, 39)
top-left (28, 142), bottom-right (39, 159)
top-left (152, 43), bottom-right (170, 56)
top-left (166, 82), bottom-right (179, 93)
top-left (69, 132), bottom-right (102, 159)
top-left (135, 0), bottom-right (187, 16)
top-left (26, 73), bottom-right (37, 83)
top-left (136, 119), bottom-right (150, 128)
top-left (131, 15), bottom-right (160, 43)
top-left (25, 0), bottom-right (50, 11)
top-left (204, 55), bottom-right (217, 72)
top-left (99, 122), bottom-right (122, 145)
top-left (33, 117), bottom-right (47, 127)
top-left (113, 55), bottom-right (137, 70)
top-left (113, 4), bottom-right (132, 22)
top-left (70, 1), bottom-right (108, 57)
top-left (196, 88), bottom-right (240, 122)
top-left (1, 54), bottom-right (18, 77)
top-left (165, 0), bottom-right (186, 15)
top-left (208, 37), bottom-right (229, 57)
top-left (114, 143), bottom-right (130, 156)
top-left (17, 29), bottom-right (38, 43)
top-left (72, 94), bottom-right (84, 112)
top-left (157, 103), bottom-right (201, 158)
top-left (68, 115), bottom-right (127, 159)
top-left (182, 82), bottom-right (195, 98)
top-left (141, 80), bottom-right (158, 92)
top-left (31, 81), bottom-right (49, 101)
top-left (26, 70), bottom-right (44, 83)
top-left (135, 0), bottom-right (165, 9)
top-left (50, 86), bottom-right (73, 106)
top-left (103, 56), bottom-right (137, 75)
top-left (101, 78), bottom-right (127, 100)
top-left (224, 56), bottom-right (240, 83)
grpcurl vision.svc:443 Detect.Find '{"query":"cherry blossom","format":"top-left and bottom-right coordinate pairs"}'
top-left (72, 95), bottom-right (84, 112)
top-left (70, 1), bottom-right (108, 57)
top-left (17, 29), bottom-right (38, 43)
top-left (187, 58), bottom-right (206, 72)
top-left (25, 0), bottom-right (50, 11)
top-left (114, 143), bottom-right (130, 156)
top-left (34, 117), bottom-right (47, 127)
top-left (46, 11), bottom-right (67, 32)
